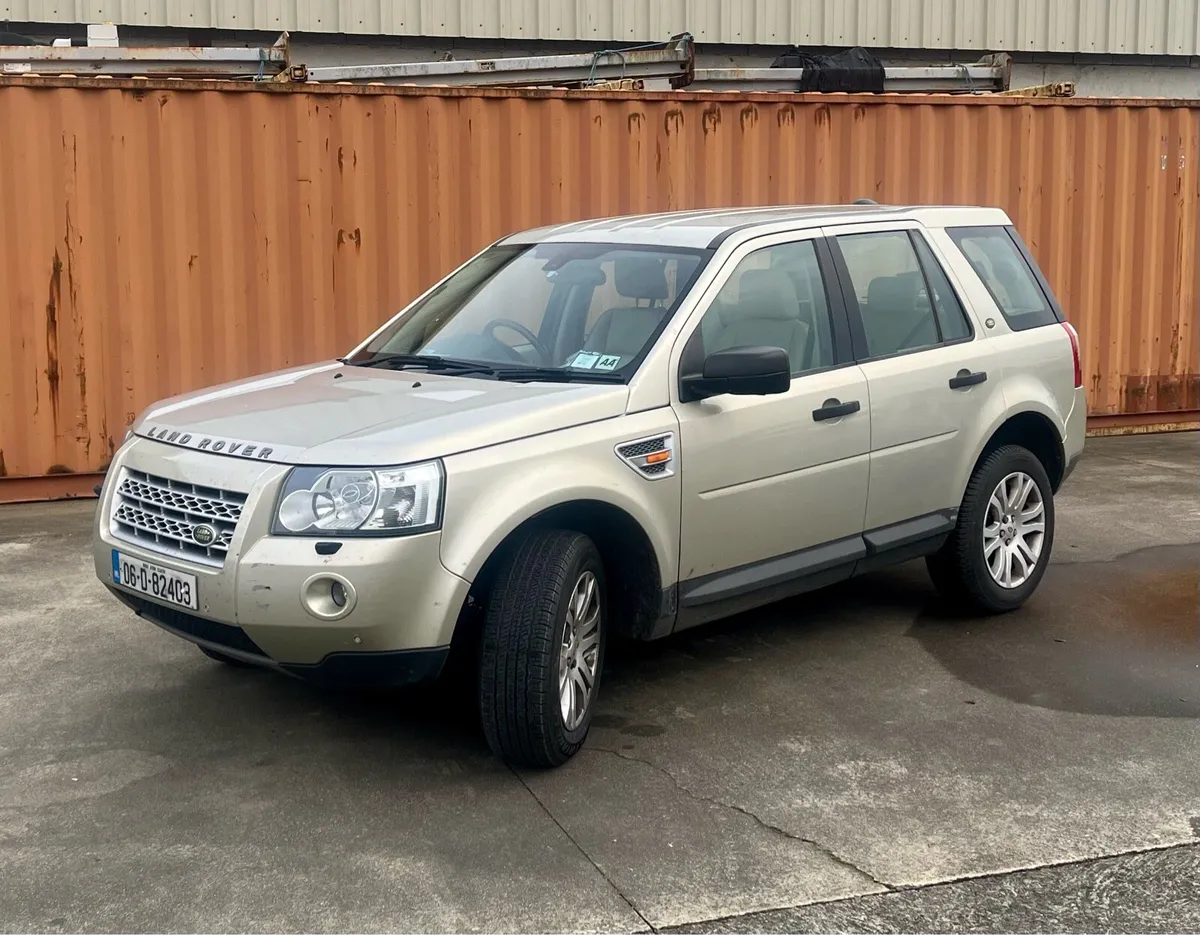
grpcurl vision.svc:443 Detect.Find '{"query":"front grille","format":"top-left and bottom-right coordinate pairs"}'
top-left (110, 468), bottom-right (247, 566)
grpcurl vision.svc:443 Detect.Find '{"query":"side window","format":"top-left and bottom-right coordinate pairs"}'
top-left (690, 240), bottom-right (835, 377)
top-left (836, 231), bottom-right (940, 358)
top-left (947, 226), bottom-right (1057, 330)
top-left (912, 233), bottom-right (972, 342)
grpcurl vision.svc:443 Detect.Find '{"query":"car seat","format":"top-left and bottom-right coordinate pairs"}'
top-left (864, 273), bottom-right (937, 354)
top-left (584, 256), bottom-right (671, 358)
top-left (707, 269), bottom-right (809, 368)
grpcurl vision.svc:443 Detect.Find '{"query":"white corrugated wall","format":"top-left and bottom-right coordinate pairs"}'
top-left (3, 0), bottom-right (1199, 56)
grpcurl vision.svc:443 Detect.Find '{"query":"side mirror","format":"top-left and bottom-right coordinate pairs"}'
top-left (680, 346), bottom-right (791, 402)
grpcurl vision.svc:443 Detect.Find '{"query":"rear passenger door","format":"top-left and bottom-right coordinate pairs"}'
top-left (824, 222), bottom-right (1003, 535)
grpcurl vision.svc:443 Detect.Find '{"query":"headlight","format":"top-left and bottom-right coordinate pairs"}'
top-left (273, 461), bottom-right (444, 536)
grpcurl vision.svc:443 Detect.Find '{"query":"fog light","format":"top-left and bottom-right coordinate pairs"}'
top-left (300, 573), bottom-right (356, 620)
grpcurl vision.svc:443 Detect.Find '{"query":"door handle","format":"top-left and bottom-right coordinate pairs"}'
top-left (949, 369), bottom-right (987, 389)
top-left (812, 398), bottom-right (861, 422)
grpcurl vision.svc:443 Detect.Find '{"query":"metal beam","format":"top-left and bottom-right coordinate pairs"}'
top-left (1086, 411), bottom-right (1199, 436)
top-left (0, 34), bottom-right (290, 78)
top-left (304, 34), bottom-right (693, 88)
top-left (999, 81), bottom-right (1076, 98)
top-left (689, 56), bottom-right (1011, 93)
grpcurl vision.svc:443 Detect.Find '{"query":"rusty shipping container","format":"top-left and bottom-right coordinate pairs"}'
top-left (0, 79), bottom-right (1196, 500)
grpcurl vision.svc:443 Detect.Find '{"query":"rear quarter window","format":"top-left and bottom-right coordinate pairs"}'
top-left (947, 226), bottom-right (1061, 331)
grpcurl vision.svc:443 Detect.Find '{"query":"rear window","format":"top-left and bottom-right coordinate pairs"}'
top-left (947, 226), bottom-right (1058, 331)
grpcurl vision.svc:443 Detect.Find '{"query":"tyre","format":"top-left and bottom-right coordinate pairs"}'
top-left (198, 645), bottom-right (255, 667)
top-left (927, 444), bottom-right (1055, 614)
top-left (479, 529), bottom-right (606, 768)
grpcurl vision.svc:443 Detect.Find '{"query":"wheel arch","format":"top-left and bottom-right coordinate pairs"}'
top-left (971, 407), bottom-right (1067, 493)
top-left (449, 498), bottom-right (670, 654)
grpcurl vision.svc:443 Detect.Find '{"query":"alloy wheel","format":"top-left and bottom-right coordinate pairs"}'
top-left (558, 570), bottom-right (601, 730)
top-left (982, 471), bottom-right (1046, 589)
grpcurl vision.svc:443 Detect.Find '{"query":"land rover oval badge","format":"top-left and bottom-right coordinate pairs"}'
top-left (191, 524), bottom-right (217, 546)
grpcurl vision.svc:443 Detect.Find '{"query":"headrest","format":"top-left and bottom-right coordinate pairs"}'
top-left (615, 256), bottom-right (670, 301)
top-left (726, 269), bottom-right (801, 322)
top-left (770, 255), bottom-right (817, 305)
top-left (547, 261), bottom-right (608, 287)
top-left (991, 257), bottom-right (1024, 290)
top-left (867, 274), bottom-right (919, 311)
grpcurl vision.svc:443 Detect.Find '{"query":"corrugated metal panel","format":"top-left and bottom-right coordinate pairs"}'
top-left (4, 0), bottom-right (1200, 56)
top-left (0, 80), bottom-right (1196, 489)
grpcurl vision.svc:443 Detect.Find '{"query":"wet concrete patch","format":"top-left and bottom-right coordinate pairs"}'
top-left (590, 713), bottom-right (668, 737)
top-left (908, 544), bottom-right (1200, 718)
top-left (0, 749), bottom-right (171, 809)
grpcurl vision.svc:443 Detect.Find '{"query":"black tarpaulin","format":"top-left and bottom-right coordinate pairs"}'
top-left (769, 46), bottom-right (886, 93)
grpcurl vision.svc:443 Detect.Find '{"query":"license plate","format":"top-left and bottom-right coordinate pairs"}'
top-left (111, 550), bottom-right (198, 611)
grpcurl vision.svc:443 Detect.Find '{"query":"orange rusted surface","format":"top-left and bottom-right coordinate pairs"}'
top-left (0, 473), bottom-right (105, 504)
top-left (0, 79), bottom-right (1196, 490)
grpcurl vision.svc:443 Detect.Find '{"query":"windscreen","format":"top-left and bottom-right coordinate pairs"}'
top-left (350, 242), bottom-right (710, 378)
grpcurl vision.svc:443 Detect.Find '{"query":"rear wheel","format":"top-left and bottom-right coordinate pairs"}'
top-left (479, 529), bottom-right (605, 768)
top-left (927, 444), bottom-right (1055, 614)
top-left (198, 645), bottom-right (255, 668)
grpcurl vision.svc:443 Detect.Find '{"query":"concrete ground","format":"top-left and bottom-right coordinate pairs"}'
top-left (0, 433), bottom-right (1197, 933)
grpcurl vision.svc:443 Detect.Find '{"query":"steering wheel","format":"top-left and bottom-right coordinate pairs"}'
top-left (482, 318), bottom-right (553, 365)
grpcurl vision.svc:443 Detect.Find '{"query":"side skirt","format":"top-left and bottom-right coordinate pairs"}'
top-left (671, 509), bottom-right (956, 633)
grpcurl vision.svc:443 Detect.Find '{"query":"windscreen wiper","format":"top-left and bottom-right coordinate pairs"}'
top-left (490, 366), bottom-right (626, 384)
top-left (347, 354), bottom-right (498, 376)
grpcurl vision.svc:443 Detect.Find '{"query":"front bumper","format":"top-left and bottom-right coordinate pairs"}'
top-left (94, 440), bottom-right (471, 681)
top-left (107, 588), bottom-right (450, 688)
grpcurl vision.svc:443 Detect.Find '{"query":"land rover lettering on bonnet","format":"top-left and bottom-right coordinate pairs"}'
top-left (95, 204), bottom-right (1085, 768)
top-left (141, 425), bottom-right (275, 460)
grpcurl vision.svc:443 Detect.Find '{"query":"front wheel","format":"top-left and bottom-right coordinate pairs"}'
top-left (927, 444), bottom-right (1055, 614)
top-left (478, 529), bottom-right (606, 767)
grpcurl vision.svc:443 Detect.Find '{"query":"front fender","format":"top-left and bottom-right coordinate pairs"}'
top-left (438, 413), bottom-right (681, 589)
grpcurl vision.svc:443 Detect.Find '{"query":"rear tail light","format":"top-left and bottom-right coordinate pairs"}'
top-left (1061, 321), bottom-right (1082, 388)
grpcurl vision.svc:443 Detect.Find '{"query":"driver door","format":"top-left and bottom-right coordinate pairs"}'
top-left (671, 232), bottom-right (871, 626)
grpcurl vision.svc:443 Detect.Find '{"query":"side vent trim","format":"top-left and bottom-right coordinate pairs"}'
top-left (615, 433), bottom-right (676, 480)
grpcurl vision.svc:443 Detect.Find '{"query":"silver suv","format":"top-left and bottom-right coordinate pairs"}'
top-left (94, 205), bottom-right (1086, 766)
